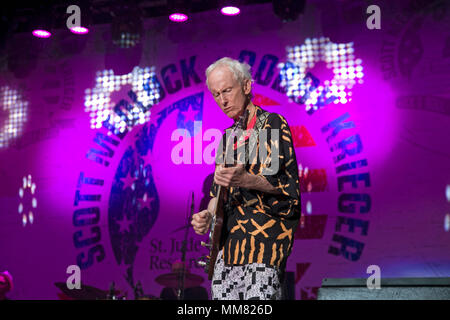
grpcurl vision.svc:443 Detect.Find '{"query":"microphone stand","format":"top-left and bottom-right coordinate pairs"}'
top-left (177, 191), bottom-right (194, 300)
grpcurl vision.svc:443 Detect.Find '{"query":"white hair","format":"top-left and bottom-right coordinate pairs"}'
top-left (205, 57), bottom-right (254, 94)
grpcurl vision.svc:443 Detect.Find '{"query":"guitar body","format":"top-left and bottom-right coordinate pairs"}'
top-left (206, 184), bottom-right (225, 280)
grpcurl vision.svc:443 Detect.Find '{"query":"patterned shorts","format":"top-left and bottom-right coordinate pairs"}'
top-left (211, 250), bottom-right (283, 300)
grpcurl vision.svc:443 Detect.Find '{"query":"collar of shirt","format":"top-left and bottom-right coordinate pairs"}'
top-left (234, 106), bottom-right (259, 150)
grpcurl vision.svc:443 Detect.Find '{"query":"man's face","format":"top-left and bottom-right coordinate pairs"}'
top-left (207, 66), bottom-right (251, 120)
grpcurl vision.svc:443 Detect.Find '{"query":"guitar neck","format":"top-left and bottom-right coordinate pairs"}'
top-left (212, 184), bottom-right (223, 216)
top-left (211, 109), bottom-right (248, 217)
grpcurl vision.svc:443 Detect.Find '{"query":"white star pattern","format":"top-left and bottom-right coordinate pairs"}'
top-left (181, 104), bottom-right (198, 124)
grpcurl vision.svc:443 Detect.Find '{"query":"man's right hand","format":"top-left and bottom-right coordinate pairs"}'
top-left (191, 210), bottom-right (212, 235)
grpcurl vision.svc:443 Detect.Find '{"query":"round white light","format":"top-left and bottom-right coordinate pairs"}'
top-left (221, 6), bottom-right (240, 16)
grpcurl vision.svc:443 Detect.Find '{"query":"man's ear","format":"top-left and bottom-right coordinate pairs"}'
top-left (243, 79), bottom-right (252, 95)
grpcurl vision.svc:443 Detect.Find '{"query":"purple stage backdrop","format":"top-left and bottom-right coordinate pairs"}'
top-left (0, 0), bottom-right (449, 300)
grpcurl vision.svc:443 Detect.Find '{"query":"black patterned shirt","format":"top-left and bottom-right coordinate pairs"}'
top-left (210, 105), bottom-right (301, 269)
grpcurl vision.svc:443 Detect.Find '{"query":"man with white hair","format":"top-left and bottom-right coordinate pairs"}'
top-left (191, 57), bottom-right (301, 300)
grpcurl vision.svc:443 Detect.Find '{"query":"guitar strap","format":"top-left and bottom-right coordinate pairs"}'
top-left (247, 111), bottom-right (270, 161)
top-left (227, 110), bottom-right (270, 206)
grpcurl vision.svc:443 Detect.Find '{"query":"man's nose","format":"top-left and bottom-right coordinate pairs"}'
top-left (219, 94), bottom-right (228, 106)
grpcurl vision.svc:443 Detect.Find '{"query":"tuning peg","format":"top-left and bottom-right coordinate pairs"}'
top-left (201, 241), bottom-right (212, 248)
top-left (197, 260), bottom-right (207, 267)
top-left (196, 255), bottom-right (210, 268)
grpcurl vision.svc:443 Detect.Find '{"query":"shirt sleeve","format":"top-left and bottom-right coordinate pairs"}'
top-left (258, 113), bottom-right (301, 220)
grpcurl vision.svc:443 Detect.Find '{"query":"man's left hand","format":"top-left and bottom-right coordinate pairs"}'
top-left (214, 164), bottom-right (249, 188)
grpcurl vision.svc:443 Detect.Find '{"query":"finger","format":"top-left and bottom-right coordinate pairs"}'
top-left (193, 225), bottom-right (205, 233)
top-left (193, 225), bottom-right (207, 234)
top-left (198, 210), bottom-right (208, 218)
top-left (216, 169), bottom-right (233, 181)
top-left (214, 171), bottom-right (223, 181)
top-left (218, 175), bottom-right (232, 186)
top-left (195, 229), bottom-right (206, 236)
top-left (219, 164), bottom-right (236, 175)
top-left (221, 167), bottom-right (238, 177)
top-left (192, 215), bottom-right (207, 225)
top-left (192, 220), bottom-right (201, 227)
top-left (193, 211), bottom-right (207, 221)
top-left (214, 175), bottom-right (230, 187)
top-left (218, 171), bottom-right (232, 181)
top-left (214, 175), bottom-right (221, 186)
top-left (192, 219), bottom-right (206, 229)
top-left (215, 174), bottom-right (230, 184)
top-left (219, 166), bottom-right (232, 173)
top-left (215, 164), bottom-right (224, 173)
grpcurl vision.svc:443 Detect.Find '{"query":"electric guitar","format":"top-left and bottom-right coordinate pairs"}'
top-left (197, 110), bottom-right (248, 280)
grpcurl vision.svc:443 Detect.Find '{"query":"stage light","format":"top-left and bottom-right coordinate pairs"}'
top-left (221, 6), bottom-right (240, 16)
top-left (168, 0), bottom-right (190, 22)
top-left (31, 4), bottom-right (54, 39)
top-left (169, 13), bottom-right (188, 22)
top-left (18, 174), bottom-right (37, 227)
top-left (306, 200), bottom-right (312, 214)
top-left (272, 0), bottom-right (306, 22)
top-left (0, 86), bottom-right (28, 149)
top-left (111, 3), bottom-right (143, 49)
top-left (32, 29), bottom-right (51, 38)
top-left (70, 26), bottom-right (89, 34)
top-left (280, 37), bottom-right (364, 113)
top-left (84, 67), bottom-right (161, 134)
top-left (67, 1), bottom-right (92, 36)
top-left (446, 185), bottom-right (450, 232)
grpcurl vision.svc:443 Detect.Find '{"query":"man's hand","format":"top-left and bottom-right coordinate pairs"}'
top-left (215, 164), bottom-right (282, 195)
top-left (214, 164), bottom-right (250, 188)
top-left (191, 210), bottom-right (212, 235)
